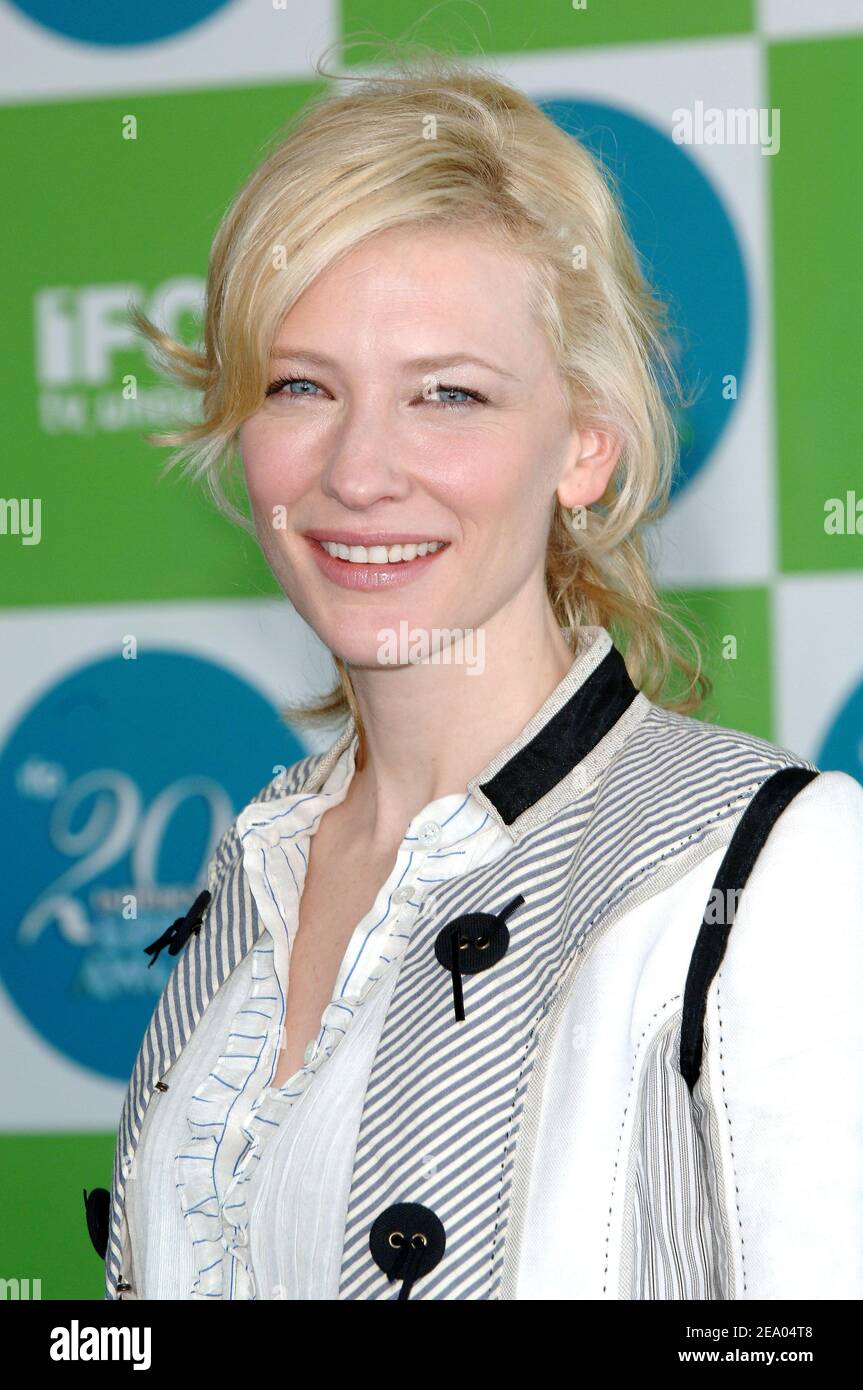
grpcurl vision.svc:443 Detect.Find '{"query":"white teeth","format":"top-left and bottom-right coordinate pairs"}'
top-left (318, 540), bottom-right (446, 564)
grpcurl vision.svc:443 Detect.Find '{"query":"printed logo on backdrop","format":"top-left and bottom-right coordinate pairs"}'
top-left (538, 99), bottom-right (749, 498)
top-left (35, 278), bottom-right (205, 437)
top-left (0, 651), bottom-right (305, 1082)
top-left (817, 676), bottom-right (863, 787)
top-left (8, 0), bottom-right (235, 45)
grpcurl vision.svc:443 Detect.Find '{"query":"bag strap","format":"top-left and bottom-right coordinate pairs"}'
top-left (679, 765), bottom-right (819, 1093)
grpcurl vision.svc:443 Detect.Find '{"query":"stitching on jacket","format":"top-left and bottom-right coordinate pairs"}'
top-left (714, 968), bottom-right (746, 1293)
top-left (576, 783), bottom-right (767, 945)
top-left (491, 1015), bottom-right (542, 1295)
top-left (603, 995), bottom-right (682, 1294)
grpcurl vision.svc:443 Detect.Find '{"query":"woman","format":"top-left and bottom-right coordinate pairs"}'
top-left (88, 55), bottom-right (863, 1301)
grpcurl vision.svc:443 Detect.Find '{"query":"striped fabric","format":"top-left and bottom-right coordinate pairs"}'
top-left (105, 626), bottom-right (815, 1299)
top-left (619, 1010), bottom-right (731, 1299)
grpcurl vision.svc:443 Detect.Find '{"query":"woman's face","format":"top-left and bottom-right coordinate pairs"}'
top-left (239, 223), bottom-right (614, 667)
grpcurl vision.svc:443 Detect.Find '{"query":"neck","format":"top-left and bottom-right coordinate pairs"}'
top-left (340, 601), bottom-right (578, 857)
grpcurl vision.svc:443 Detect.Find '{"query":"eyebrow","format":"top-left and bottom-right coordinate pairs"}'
top-left (268, 347), bottom-right (520, 382)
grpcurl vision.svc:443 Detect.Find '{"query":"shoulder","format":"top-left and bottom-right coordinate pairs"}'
top-left (759, 764), bottom-right (863, 836)
top-left (717, 767), bottom-right (863, 989)
top-left (656, 701), bottom-right (863, 842)
top-left (738, 765), bottom-right (863, 889)
top-left (640, 702), bottom-right (817, 776)
top-left (606, 703), bottom-right (820, 848)
top-left (646, 706), bottom-right (863, 853)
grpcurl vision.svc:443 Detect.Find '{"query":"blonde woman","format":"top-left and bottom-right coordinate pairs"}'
top-left (87, 53), bottom-right (863, 1301)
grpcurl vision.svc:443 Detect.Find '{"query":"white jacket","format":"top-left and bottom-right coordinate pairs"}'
top-left (91, 626), bottom-right (863, 1299)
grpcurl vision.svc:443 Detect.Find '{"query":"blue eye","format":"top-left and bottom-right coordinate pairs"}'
top-left (265, 375), bottom-right (321, 398)
top-left (427, 385), bottom-right (486, 408)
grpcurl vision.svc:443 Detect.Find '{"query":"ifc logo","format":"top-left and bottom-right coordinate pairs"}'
top-left (9, 0), bottom-right (235, 46)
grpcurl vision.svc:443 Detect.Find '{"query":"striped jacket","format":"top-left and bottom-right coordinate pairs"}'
top-left (89, 626), bottom-right (863, 1299)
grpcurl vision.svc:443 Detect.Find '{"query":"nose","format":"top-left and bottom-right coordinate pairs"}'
top-left (319, 394), bottom-right (414, 510)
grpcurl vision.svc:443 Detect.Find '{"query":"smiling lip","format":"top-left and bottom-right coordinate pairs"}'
top-left (303, 529), bottom-right (446, 546)
top-left (303, 535), bottom-right (450, 590)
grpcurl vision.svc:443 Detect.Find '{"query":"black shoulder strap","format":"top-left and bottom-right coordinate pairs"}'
top-left (679, 765), bottom-right (819, 1093)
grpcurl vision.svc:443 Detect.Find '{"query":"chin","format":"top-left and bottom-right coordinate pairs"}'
top-left (315, 612), bottom-right (453, 670)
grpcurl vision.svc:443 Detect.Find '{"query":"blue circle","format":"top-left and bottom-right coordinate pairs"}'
top-left (817, 679), bottom-right (863, 785)
top-left (539, 99), bottom-right (750, 498)
top-left (8, 0), bottom-right (235, 46)
top-left (0, 650), bottom-right (306, 1081)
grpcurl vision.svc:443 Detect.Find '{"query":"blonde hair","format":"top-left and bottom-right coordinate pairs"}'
top-left (129, 41), bottom-right (710, 772)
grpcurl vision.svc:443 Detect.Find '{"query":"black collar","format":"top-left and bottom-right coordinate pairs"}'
top-left (307, 627), bottom-right (649, 841)
top-left (475, 633), bottom-right (642, 828)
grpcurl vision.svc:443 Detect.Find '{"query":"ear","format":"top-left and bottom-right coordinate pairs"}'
top-left (556, 427), bottom-right (623, 510)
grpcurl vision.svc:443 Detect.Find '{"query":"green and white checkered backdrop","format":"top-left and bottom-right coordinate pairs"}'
top-left (1, 0), bottom-right (861, 1297)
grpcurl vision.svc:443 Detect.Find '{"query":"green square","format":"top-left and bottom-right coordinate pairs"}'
top-left (0, 81), bottom-right (324, 607)
top-left (769, 36), bottom-right (863, 572)
top-left (340, 0), bottom-right (754, 58)
top-left (658, 585), bottom-right (773, 740)
top-left (0, 1131), bottom-right (116, 1299)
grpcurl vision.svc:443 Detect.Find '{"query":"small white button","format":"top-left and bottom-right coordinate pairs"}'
top-left (303, 1040), bottom-right (318, 1065)
top-left (261, 824), bottom-right (282, 848)
top-left (417, 820), bottom-right (441, 847)
top-left (392, 885), bottom-right (414, 904)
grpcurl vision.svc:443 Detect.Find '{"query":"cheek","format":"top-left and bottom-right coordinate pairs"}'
top-left (430, 433), bottom-right (546, 522)
top-left (238, 423), bottom-right (264, 499)
top-left (240, 424), bottom-right (307, 512)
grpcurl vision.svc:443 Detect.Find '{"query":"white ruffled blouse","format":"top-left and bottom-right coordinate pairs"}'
top-left (127, 730), bottom-right (515, 1299)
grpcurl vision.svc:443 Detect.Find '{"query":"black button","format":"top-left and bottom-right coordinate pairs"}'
top-left (83, 1186), bottom-right (110, 1260)
top-left (434, 911), bottom-right (510, 973)
top-left (434, 894), bottom-right (524, 1020)
top-left (369, 1202), bottom-right (446, 1300)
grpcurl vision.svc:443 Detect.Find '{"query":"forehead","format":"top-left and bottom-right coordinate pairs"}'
top-left (274, 224), bottom-right (544, 364)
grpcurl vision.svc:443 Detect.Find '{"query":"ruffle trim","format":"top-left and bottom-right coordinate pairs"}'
top-left (175, 933), bottom-right (389, 1299)
top-left (175, 940), bottom-right (281, 1300)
